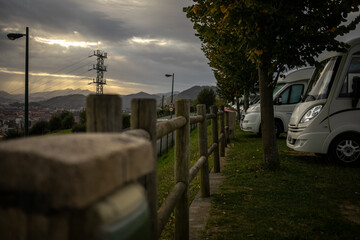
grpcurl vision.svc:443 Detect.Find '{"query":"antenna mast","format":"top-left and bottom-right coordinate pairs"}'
top-left (89, 50), bottom-right (107, 94)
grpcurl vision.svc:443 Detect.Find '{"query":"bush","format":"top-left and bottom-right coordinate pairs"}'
top-left (30, 120), bottom-right (50, 135)
top-left (61, 114), bottom-right (75, 129)
top-left (49, 114), bottom-right (62, 131)
top-left (72, 123), bottom-right (86, 133)
top-left (4, 129), bottom-right (23, 139)
top-left (49, 111), bottom-right (75, 131)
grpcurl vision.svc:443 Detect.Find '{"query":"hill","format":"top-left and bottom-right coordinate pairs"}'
top-left (1, 85), bottom-right (216, 110)
top-left (34, 94), bottom-right (87, 110)
top-left (122, 91), bottom-right (161, 111)
top-left (176, 85), bottom-right (217, 100)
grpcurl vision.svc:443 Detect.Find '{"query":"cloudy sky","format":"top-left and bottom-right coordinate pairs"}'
top-left (0, 0), bottom-right (216, 95)
top-left (1, 1), bottom-right (360, 96)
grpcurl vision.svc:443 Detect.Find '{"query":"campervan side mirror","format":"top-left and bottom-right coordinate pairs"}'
top-left (352, 77), bottom-right (360, 107)
top-left (274, 96), bottom-right (282, 105)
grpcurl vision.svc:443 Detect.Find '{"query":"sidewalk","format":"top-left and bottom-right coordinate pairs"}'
top-left (189, 147), bottom-right (229, 240)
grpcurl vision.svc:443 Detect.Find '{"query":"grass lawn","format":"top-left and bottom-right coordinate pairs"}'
top-left (46, 129), bottom-right (73, 135)
top-left (202, 125), bottom-right (360, 240)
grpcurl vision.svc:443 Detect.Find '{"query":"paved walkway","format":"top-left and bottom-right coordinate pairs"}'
top-left (189, 148), bottom-right (229, 240)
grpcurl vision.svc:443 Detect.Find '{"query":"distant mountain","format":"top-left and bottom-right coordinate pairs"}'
top-left (0, 89), bottom-right (93, 103)
top-left (0, 91), bottom-right (18, 103)
top-left (122, 91), bottom-right (161, 111)
top-left (153, 91), bottom-right (180, 98)
top-left (30, 89), bottom-right (92, 102)
top-left (176, 85), bottom-right (217, 100)
top-left (1, 85), bottom-right (216, 110)
top-left (33, 94), bottom-right (87, 110)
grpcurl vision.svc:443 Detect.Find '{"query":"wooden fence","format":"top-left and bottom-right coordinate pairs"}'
top-left (87, 96), bottom-right (231, 240)
top-left (0, 95), bottom-right (232, 240)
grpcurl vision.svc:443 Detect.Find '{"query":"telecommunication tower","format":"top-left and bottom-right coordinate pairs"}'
top-left (89, 50), bottom-right (107, 94)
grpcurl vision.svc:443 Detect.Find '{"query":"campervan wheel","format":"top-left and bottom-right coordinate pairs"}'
top-left (329, 133), bottom-right (360, 165)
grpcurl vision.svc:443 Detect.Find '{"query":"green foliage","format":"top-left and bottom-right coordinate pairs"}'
top-left (79, 108), bottom-right (86, 124)
top-left (72, 123), bottom-right (86, 133)
top-left (184, 1), bottom-right (258, 103)
top-left (186, 0), bottom-right (360, 80)
top-left (49, 111), bottom-right (75, 131)
top-left (4, 129), bottom-right (23, 139)
top-left (30, 120), bottom-right (50, 136)
top-left (61, 114), bottom-right (75, 129)
top-left (49, 114), bottom-right (61, 131)
top-left (195, 88), bottom-right (216, 112)
top-left (72, 109), bottom-right (86, 133)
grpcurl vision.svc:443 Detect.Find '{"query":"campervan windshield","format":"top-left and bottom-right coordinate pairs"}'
top-left (304, 56), bottom-right (341, 101)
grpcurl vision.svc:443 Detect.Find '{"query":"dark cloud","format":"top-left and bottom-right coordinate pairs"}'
top-left (0, 0), bottom-right (132, 41)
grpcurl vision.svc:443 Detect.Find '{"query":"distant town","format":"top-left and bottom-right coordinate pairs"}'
top-left (0, 85), bottom-right (216, 137)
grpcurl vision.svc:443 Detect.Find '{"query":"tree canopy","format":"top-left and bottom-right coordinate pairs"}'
top-left (195, 88), bottom-right (217, 112)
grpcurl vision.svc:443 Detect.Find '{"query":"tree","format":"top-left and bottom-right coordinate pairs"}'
top-left (195, 88), bottom-right (216, 112)
top-left (30, 120), bottom-right (50, 135)
top-left (61, 114), bottom-right (75, 129)
top-left (79, 109), bottom-right (86, 125)
top-left (49, 114), bottom-right (61, 131)
top-left (50, 110), bottom-right (75, 131)
top-left (185, 0), bottom-right (360, 169)
top-left (72, 109), bottom-right (86, 133)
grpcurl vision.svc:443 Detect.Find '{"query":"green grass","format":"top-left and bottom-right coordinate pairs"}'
top-left (202, 125), bottom-right (360, 240)
top-left (157, 121), bottom-right (215, 239)
top-left (46, 129), bottom-right (73, 135)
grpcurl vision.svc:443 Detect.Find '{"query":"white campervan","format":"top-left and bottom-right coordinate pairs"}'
top-left (241, 67), bottom-right (315, 137)
top-left (287, 38), bottom-right (360, 165)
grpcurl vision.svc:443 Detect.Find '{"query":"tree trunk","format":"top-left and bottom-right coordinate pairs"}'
top-left (235, 96), bottom-right (241, 121)
top-left (243, 89), bottom-right (250, 112)
top-left (258, 63), bottom-right (279, 169)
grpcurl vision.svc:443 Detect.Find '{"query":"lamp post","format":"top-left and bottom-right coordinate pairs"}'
top-left (7, 27), bottom-right (29, 136)
top-left (165, 73), bottom-right (174, 147)
top-left (165, 73), bottom-right (174, 119)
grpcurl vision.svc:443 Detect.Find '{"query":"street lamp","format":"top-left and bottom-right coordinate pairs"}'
top-left (165, 73), bottom-right (174, 119)
top-left (7, 27), bottom-right (29, 136)
top-left (165, 73), bottom-right (175, 147)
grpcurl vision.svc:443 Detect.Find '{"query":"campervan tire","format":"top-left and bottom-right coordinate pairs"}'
top-left (329, 133), bottom-right (360, 166)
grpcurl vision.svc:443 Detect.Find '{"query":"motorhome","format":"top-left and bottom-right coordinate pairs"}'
top-left (287, 38), bottom-right (360, 165)
top-left (241, 67), bottom-right (315, 137)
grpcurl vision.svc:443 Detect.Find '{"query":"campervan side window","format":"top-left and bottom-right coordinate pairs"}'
top-left (279, 84), bottom-right (304, 104)
top-left (339, 55), bottom-right (360, 97)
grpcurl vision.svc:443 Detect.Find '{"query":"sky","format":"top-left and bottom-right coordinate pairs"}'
top-left (1, 1), bottom-right (360, 96)
top-left (0, 0), bottom-right (216, 95)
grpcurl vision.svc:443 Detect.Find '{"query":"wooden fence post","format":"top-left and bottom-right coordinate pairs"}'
top-left (131, 98), bottom-right (157, 240)
top-left (175, 99), bottom-right (190, 240)
top-left (197, 104), bottom-right (210, 197)
top-left (220, 106), bottom-right (226, 157)
top-left (86, 94), bottom-right (122, 132)
top-left (211, 106), bottom-right (220, 173)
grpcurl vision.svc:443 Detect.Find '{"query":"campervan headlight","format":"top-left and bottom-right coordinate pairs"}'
top-left (300, 105), bottom-right (323, 123)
